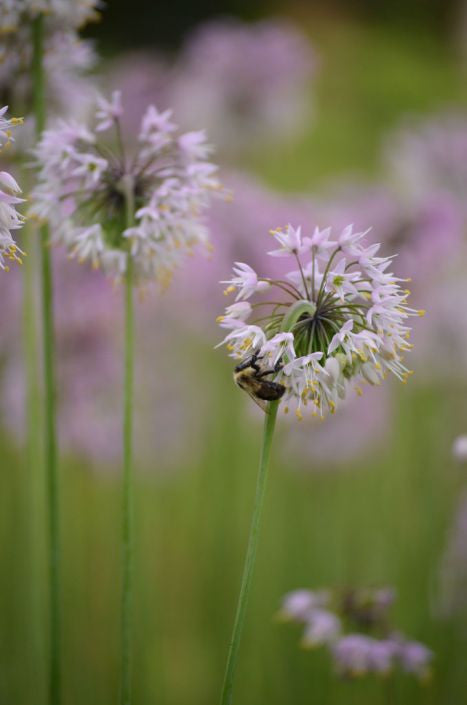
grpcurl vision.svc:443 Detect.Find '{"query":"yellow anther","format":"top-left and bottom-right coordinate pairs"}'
top-left (295, 408), bottom-right (303, 421)
top-left (223, 285), bottom-right (235, 296)
top-left (216, 315), bottom-right (225, 323)
top-left (418, 309), bottom-right (426, 317)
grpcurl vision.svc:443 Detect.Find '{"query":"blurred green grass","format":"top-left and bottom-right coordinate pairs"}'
top-left (2, 14), bottom-right (467, 705)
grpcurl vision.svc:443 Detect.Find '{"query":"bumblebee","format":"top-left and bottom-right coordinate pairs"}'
top-left (233, 353), bottom-right (286, 411)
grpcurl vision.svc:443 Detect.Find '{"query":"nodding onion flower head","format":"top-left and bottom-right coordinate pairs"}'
top-left (30, 91), bottom-right (222, 286)
top-left (218, 224), bottom-right (424, 418)
top-left (0, 106), bottom-right (25, 271)
top-left (0, 0), bottom-right (101, 33)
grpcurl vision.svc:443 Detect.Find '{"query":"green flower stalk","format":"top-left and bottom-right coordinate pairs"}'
top-left (121, 177), bottom-right (135, 705)
top-left (220, 401), bottom-right (278, 705)
top-left (32, 14), bottom-right (60, 705)
top-left (29, 81), bottom-right (222, 702)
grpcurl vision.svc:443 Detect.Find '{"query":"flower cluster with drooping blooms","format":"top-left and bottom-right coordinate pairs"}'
top-left (218, 224), bottom-right (423, 418)
top-left (30, 91), bottom-right (222, 285)
top-left (0, 0), bottom-right (101, 33)
top-left (279, 587), bottom-right (433, 681)
top-left (0, 106), bottom-right (25, 271)
top-left (170, 18), bottom-right (315, 153)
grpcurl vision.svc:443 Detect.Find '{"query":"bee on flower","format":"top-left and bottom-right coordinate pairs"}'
top-left (30, 91), bottom-right (222, 285)
top-left (0, 106), bottom-right (25, 271)
top-left (218, 223), bottom-right (424, 418)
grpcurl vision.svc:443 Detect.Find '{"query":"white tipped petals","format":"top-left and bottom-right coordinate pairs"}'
top-left (30, 94), bottom-right (221, 285)
top-left (218, 223), bottom-right (421, 417)
top-left (95, 91), bottom-right (123, 132)
top-left (0, 107), bottom-right (25, 270)
top-left (222, 262), bottom-right (270, 300)
top-left (268, 224), bottom-right (308, 257)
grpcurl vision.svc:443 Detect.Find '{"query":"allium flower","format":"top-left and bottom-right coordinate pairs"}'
top-left (0, 0), bottom-right (101, 33)
top-left (394, 636), bottom-right (433, 679)
top-left (30, 91), bottom-right (221, 284)
top-left (280, 585), bottom-right (432, 681)
top-left (218, 224), bottom-right (422, 418)
top-left (279, 589), bottom-right (330, 622)
top-left (170, 18), bottom-right (315, 153)
top-left (332, 634), bottom-right (394, 676)
top-left (302, 609), bottom-right (341, 648)
top-left (385, 112), bottom-right (467, 218)
top-left (0, 106), bottom-right (25, 270)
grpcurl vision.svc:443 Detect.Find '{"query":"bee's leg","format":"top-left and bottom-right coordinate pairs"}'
top-left (257, 361), bottom-right (284, 379)
top-left (235, 351), bottom-right (262, 373)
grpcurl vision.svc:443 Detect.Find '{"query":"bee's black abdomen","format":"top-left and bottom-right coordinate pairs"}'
top-left (256, 381), bottom-right (286, 401)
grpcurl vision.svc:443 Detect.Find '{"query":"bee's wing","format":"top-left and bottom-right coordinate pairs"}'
top-left (245, 389), bottom-right (267, 413)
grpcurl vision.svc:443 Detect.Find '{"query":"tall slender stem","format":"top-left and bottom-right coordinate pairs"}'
top-left (32, 15), bottom-right (60, 705)
top-left (121, 177), bottom-right (135, 705)
top-left (220, 401), bottom-right (279, 705)
top-left (22, 220), bottom-right (44, 694)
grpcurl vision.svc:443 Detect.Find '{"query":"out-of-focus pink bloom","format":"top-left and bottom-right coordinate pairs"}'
top-left (1, 250), bottom-right (205, 468)
top-left (279, 589), bottom-right (330, 622)
top-left (385, 112), bottom-right (467, 218)
top-left (316, 180), bottom-right (462, 289)
top-left (104, 51), bottom-right (173, 141)
top-left (169, 18), bottom-right (316, 153)
top-left (280, 584), bottom-right (432, 680)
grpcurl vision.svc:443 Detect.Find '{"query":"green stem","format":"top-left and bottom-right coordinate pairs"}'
top-left (22, 219), bottom-right (44, 696)
top-left (220, 401), bottom-right (279, 705)
top-left (33, 15), bottom-right (61, 705)
top-left (121, 177), bottom-right (135, 705)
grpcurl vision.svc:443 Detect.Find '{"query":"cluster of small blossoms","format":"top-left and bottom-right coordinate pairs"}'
top-left (386, 112), bottom-right (467, 218)
top-left (171, 18), bottom-right (315, 152)
top-left (0, 106), bottom-right (25, 271)
top-left (30, 91), bottom-right (221, 285)
top-left (218, 224), bottom-right (423, 418)
top-left (279, 587), bottom-right (432, 680)
top-left (0, 0), bottom-right (101, 33)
